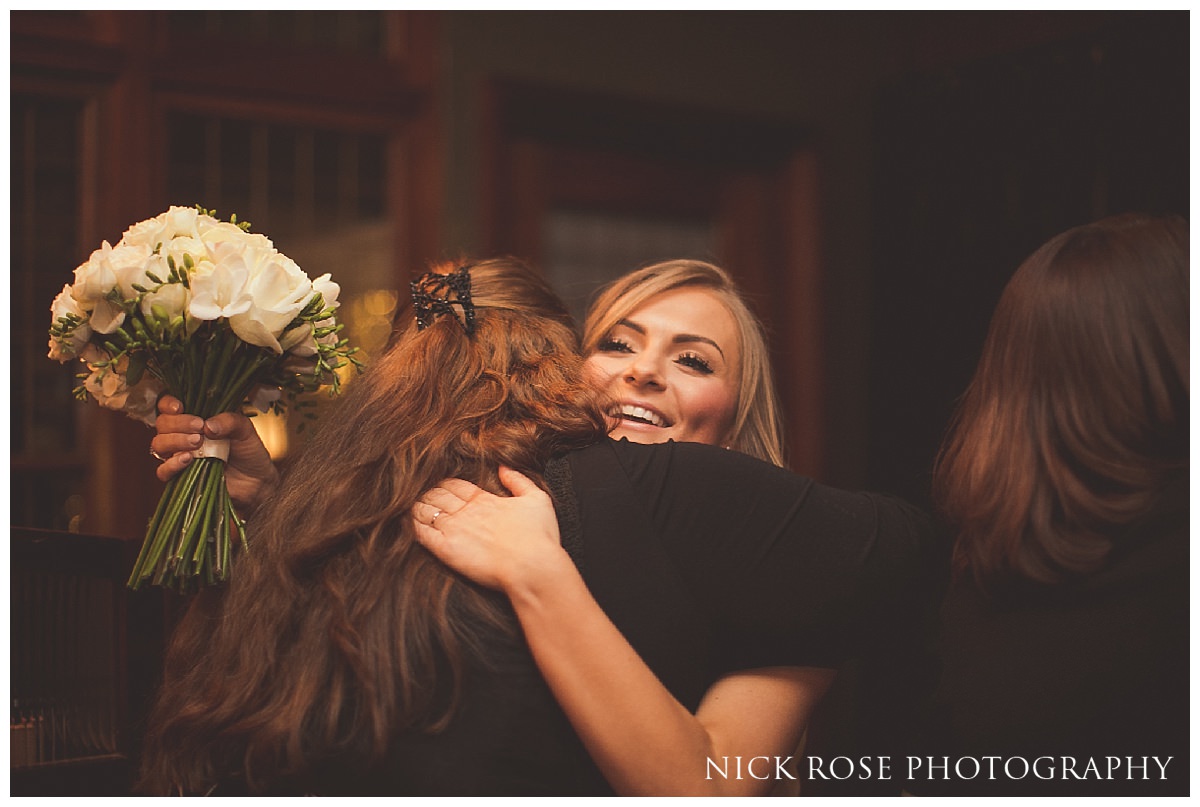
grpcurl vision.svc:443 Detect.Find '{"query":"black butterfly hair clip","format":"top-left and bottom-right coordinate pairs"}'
top-left (410, 264), bottom-right (476, 336)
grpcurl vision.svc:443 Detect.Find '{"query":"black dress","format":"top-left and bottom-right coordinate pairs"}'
top-left (320, 438), bottom-right (935, 795)
top-left (910, 475), bottom-right (1189, 796)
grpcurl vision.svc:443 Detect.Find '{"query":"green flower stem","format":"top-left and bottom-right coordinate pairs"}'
top-left (127, 473), bottom-right (183, 587)
top-left (129, 461), bottom-right (204, 587)
top-left (125, 303), bottom-right (359, 590)
top-left (190, 464), bottom-right (223, 564)
top-left (215, 499), bottom-right (229, 580)
top-left (131, 326), bottom-right (272, 590)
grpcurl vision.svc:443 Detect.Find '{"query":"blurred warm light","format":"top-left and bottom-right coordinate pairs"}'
top-left (251, 409), bottom-right (290, 460)
top-left (362, 288), bottom-right (399, 317)
top-left (344, 289), bottom-right (400, 363)
top-left (245, 288), bottom-right (400, 459)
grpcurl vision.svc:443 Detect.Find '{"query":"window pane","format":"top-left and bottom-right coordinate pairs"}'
top-left (165, 111), bottom-right (396, 459)
top-left (543, 208), bottom-right (717, 326)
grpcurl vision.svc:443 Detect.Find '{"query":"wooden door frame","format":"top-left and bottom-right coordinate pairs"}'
top-left (482, 79), bottom-right (827, 477)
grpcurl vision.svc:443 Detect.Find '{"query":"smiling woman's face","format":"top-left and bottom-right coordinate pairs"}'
top-left (584, 286), bottom-right (740, 448)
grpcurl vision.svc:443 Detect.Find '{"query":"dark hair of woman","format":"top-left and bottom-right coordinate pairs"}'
top-left (137, 257), bottom-right (611, 794)
top-left (933, 213), bottom-right (1188, 587)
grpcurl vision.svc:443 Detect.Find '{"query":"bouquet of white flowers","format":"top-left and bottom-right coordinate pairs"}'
top-left (48, 205), bottom-right (360, 591)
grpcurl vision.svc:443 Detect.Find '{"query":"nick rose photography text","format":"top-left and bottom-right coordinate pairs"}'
top-left (705, 755), bottom-right (1175, 782)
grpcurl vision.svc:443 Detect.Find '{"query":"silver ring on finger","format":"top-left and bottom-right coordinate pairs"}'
top-left (150, 447), bottom-right (168, 463)
top-left (430, 509), bottom-right (442, 528)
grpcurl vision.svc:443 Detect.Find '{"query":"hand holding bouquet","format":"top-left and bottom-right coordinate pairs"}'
top-left (48, 206), bottom-right (360, 590)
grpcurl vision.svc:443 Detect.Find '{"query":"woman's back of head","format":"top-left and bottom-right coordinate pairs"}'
top-left (139, 257), bottom-right (610, 794)
top-left (935, 212), bottom-right (1188, 586)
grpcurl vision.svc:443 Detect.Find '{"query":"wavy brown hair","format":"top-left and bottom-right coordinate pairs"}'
top-left (138, 258), bottom-right (610, 794)
top-left (934, 213), bottom-right (1188, 587)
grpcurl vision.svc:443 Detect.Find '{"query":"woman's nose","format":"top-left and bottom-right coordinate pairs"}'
top-left (622, 353), bottom-right (665, 389)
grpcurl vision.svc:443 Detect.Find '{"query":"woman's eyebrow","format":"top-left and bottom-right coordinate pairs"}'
top-left (615, 318), bottom-right (725, 359)
top-left (673, 333), bottom-right (725, 359)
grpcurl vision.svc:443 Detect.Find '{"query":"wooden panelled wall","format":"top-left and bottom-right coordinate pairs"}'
top-left (11, 10), bottom-right (443, 542)
top-left (11, 13), bottom-right (443, 792)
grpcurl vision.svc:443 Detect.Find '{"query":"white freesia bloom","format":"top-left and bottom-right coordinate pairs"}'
top-left (188, 247), bottom-right (252, 322)
top-left (312, 273), bottom-right (341, 311)
top-left (91, 300), bottom-right (126, 334)
top-left (50, 283), bottom-right (88, 322)
top-left (122, 377), bottom-right (164, 426)
top-left (277, 274), bottom-right (340, 356)
top-left (229, 252), bottom-right (315, 353)
top-left (70, 240), bottom-right (155, 334)
top-left (279, 322), bottom-right (316, 356)
top-left (71, 243), bottom-right (117, 309)
top-left (140, 281), bottom-right (191, 324)
top-left (82, 357), bottom-right (164, 426)
top-left (248, 384), bottom-right (282, 413)
top-left (79, 343), bottom-right (106, 365)
top-left (311, 272), bottom-right (345, 352)
top-left (47, 284), bottom-right (93, 361)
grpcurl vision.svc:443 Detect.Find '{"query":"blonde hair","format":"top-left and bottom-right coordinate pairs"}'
top-left (582, 259), bottom-right (787, 467)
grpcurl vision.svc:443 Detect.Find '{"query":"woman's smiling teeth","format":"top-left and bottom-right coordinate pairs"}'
top-left (618, 404), bottom-right (668, 427)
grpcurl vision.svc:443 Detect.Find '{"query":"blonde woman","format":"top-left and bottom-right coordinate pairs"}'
top-left (581, 259), bottom-right (787, 466)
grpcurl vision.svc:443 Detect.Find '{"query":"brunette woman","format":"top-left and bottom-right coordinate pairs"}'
top-left (911, 213), bottom-right (1189, 795)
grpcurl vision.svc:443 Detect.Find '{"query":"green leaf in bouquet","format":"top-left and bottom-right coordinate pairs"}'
top-left (126, 352), bottom-right (147, 386)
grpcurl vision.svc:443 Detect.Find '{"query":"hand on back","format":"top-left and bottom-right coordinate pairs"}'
top-left (412, 467), bottom-right (572, 595)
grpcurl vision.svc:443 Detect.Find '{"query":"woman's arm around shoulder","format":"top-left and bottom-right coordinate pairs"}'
top-left (412, 468), bottom-right (834, 796)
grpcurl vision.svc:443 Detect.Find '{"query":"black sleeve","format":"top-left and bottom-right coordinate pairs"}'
top-left (615, 440), bottom-right (937, 671)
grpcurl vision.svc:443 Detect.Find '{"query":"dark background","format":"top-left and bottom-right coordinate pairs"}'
top-left (867, 13), bottom-right (1189, 507)
top-left (10, 11), bottom-right (1189, 794)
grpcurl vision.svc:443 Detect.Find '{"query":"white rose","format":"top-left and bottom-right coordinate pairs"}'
top-left (119, 206), bottom-right (199, 251)
top-left (120, 213), bottom-right (170, 250)
top-left (50, 283), bottom-right (87, 322)
top-left (200, 219), bottom-right (274, 255)
top-left (159, 236), bottom-right (208, 273)
top-left (158, 206), bottom-right (202, 241)
top-left (108, 242), bottom-right (156, 298)
top-left (229, 252), bottom-right (314, 353)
